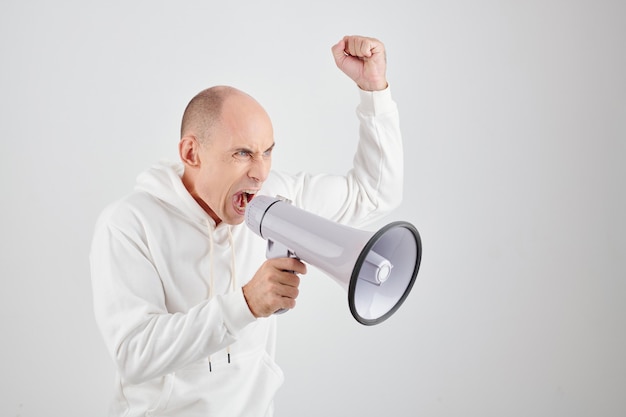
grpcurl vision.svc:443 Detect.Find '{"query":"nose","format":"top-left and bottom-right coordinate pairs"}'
top-left (248, 157), bottom-right (270, 183)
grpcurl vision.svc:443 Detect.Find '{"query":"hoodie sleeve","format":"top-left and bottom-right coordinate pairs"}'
top-left (267, 86), bottom-right (404, 227)
top-left (89, 204), bottom-right (256, 384)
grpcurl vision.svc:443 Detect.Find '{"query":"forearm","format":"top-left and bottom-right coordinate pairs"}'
top-left (351, 87), bottom-right (404, 215)
top-left (276, 87), bottom-right (403, 227)
top-left (112, 290), bottom-right (250, 384)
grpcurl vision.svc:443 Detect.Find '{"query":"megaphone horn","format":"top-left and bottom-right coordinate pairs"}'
top-left (245, 195), bottom-right (422, 325)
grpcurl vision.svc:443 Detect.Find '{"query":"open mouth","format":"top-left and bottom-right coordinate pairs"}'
top-left (234, 190), bottom-right (256, 212)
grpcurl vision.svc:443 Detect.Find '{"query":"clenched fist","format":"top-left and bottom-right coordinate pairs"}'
top-left (242, 257), bottom-right (307, 317)
top-left (331, 35), bottom-right (388, 91)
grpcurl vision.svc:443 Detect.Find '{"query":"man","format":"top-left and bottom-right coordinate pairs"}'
top-left (90, 35), bottom-right (403, 416)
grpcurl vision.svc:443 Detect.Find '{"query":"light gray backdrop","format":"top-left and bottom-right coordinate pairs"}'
top-left (1, 1), bottom-right (624, 416)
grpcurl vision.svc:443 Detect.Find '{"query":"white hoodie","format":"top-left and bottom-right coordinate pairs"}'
top-left (90, 88), bottom-right (403, 417)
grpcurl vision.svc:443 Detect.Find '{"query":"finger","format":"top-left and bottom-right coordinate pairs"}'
top-left (356, 38), bottom-right (373, 58)
top-left (286, 258), bottom-right (307, 275)
top-left (270, 275), bottom-right (300, 311)
top-left (331, 38), bottom-right (347, 60)
top-left (277, 279), bottom-right (300, 299)
top-left (343, 35), bottom-right (357, 57)
top-left (273, 257), bottom-right (307, 275)
top-left (278, 270), bottom-right (301, 288)
top-left (279, 296), bottom-right (297, 311)
top-left (343, 36), bottom-right (376, 58)
top-left (368, 39), bottom-right (386, 60)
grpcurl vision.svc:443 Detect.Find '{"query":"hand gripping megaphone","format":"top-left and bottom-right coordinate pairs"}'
top-left (245, 195), bottom-right (422, 325)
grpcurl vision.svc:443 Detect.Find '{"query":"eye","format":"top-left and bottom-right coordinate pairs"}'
top-left (263, 144), bottom-right (275, 158)
top-left (233, 150), bottom-right (252, 160)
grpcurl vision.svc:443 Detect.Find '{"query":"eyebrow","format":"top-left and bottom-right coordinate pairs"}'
top-left (233, 143), bottom-right (275, 154)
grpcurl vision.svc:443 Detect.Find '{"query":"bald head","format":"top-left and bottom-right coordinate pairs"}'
top-left (178, 85), bottom-right (275, 225)
top-left (180, 85), bottom-right (256, 144)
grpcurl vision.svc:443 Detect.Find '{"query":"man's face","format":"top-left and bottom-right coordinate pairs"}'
top-left (191, 94), bottom-right (274, 225)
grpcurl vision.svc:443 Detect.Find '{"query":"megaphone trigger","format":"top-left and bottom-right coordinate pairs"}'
top-left (265, 238), bottom-right (299, 315)
top-left (266, 239), bottom-right (298, 261)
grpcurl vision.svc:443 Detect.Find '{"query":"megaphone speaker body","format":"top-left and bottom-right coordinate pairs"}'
top-left (245, 195), bottom-right (422, 325)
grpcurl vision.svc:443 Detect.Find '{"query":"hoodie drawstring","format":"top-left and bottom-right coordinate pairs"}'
top-left (207, 223), bottom-right (238, 372)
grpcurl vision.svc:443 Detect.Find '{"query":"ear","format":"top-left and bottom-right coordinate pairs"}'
top-left (179, 135), bottom-right (201, 167)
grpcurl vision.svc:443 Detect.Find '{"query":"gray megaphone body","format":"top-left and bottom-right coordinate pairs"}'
top-left (245, 195), bottom-right (422, 325)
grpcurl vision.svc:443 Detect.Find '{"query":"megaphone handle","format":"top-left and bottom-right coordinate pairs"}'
top-left (266, 239), bottom-right (299, 315)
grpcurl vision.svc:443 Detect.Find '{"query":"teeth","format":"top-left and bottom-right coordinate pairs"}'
top-left (240, 191), bottom-right (256, 209)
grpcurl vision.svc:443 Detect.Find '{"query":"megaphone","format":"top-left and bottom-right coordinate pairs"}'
top-left (245, 195), bottom-right (422, 326)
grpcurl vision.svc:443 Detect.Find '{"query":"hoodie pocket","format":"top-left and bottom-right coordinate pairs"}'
top-left (152, 348), bottom-right (284, 417)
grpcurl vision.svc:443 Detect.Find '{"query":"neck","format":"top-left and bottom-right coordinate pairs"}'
top-left (181, 171), bottom-right (222, 225)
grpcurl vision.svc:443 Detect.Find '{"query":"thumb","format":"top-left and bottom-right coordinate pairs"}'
top-left (331, 38), bottom-right (348, 65)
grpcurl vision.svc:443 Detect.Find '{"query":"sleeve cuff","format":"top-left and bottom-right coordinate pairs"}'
top-left (357, 85), bottom-right (396, 116)
top-left (218, 287), bottom-right (257, 334)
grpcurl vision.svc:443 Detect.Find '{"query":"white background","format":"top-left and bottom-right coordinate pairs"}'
top-left (1, 1), bottom-right (625, 416)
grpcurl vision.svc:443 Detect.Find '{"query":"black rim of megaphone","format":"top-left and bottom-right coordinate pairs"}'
top-left (348, 221), bottom-right (422, 326)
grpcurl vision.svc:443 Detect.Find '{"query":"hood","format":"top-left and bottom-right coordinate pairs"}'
top-left (134, 160), bottom-right (212, 225)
